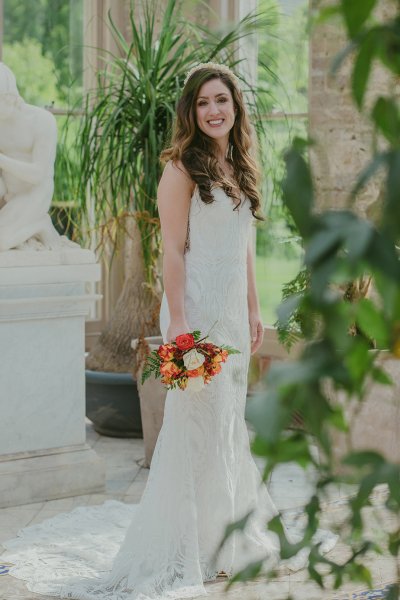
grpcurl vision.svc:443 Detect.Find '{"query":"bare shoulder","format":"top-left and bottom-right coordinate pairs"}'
top-left (158, 160), bottom-right (195, 197)
top-left (157, 160), bottom-right (193, 249)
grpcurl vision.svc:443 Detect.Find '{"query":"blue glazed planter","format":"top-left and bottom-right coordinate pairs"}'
top-left (86, 370), bottom-right (143, 438)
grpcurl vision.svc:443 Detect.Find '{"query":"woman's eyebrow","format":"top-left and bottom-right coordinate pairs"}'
top-left (197, 93), bottom-right (229, 100)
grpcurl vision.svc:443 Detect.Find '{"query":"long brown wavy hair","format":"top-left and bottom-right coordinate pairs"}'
top-left (160, 65), bottom-right (264, 220)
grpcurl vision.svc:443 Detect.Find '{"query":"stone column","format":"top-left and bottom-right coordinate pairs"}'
top-left (0, 248), bottom-right (105, 507)
top-left (309, 0), bottom-right (393, 214)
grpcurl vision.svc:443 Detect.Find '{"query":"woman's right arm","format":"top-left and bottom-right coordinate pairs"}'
top-left (157, 160), bottom-right (194, 342)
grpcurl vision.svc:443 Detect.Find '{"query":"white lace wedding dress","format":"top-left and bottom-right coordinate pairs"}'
top-left (2, 187), bottom-right (336, 600)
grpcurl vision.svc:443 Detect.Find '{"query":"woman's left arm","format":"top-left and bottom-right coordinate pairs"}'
top-left (247, 236), bottom-right (264, 354)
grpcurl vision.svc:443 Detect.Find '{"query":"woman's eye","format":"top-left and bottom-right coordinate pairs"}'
top-left (218, 97), bottom-right (227, 103)
top-left (198, 101), bottom-right (207, 107)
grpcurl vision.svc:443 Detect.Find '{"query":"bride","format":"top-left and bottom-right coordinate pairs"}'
top-left (2, 63), bottom-right (336, 600)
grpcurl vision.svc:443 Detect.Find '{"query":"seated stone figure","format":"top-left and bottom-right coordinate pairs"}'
top-left (0, 62), bottom-right (76, 251)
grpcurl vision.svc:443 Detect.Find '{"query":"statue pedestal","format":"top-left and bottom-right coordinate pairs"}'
top-left (0, 249), bottom-right (105, 507)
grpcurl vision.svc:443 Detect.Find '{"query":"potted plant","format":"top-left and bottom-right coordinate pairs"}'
top-left (131, 336), bottom-right (166, 466)
top-left (73, 0), bottom-right (277, 437)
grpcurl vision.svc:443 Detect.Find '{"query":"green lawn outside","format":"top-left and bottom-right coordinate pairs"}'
top-left (256, 254), bottom-right (302, 326)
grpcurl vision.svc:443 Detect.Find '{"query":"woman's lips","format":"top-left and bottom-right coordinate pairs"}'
top-left (207, 118), bottom-right (224, 127)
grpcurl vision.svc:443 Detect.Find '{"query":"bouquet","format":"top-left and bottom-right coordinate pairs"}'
top-left (141, 330), bottom-right (240, 393)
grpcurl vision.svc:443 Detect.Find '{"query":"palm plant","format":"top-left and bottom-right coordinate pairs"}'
top-left (75, 0), bottom-right (278, 374)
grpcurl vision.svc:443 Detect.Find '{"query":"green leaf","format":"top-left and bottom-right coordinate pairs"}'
top-left (345, 219), bottom-right (374, 261)
top-left (308, 563), bottom-right (324, 588)
top-left (226, 560), bottom-right (264, 586)
top-left (352, 152), bottom-right (389, 197)
top-left (276, 293), bottom-right (303, 327)
top-left (377, 24), bottom-right (400, 76)
top-left (246, 389), bottom-right (291, 444)
top-left (315, 5), bottom-right (342, 27)
top-left (348, 563), bottom-right (373, 588)
top-left (343, 450), bottom-right (385, 468)
top-left (366, 230), bottom-right (400, 280)
top-left (370, 365), bottom-right (392, 385)
top-left (344, 338), bottom-right (371, 385)
top-left (385, 584), bottom-right (400, 600)
top-left (372, 97), bottom-right (400, 145)
top-left (220, 345), bottom-right (241, 355)
top-left (388, 531), bottom-right (400, 557)
top-left (329, 406), bottom-right (348, 432)
top-left (141, 369), bottom-right (152, 385)
top-left (331, 40), bottom-right (357, 75)
top-left (352, 32), bottom-right (375, 108)
top-left (383, 150), bottom-right (400, 241)
top-left (216, 511), bottom-right (252, 553)
top-left (305, 229), bottom-right (341, 267)
top-left (282, 143), bottom-right (315, 239)
top-left (341, 0), bottom-right (377, 38)
top-left (309, 255), bottom-right (338, 300)
top-left (356, 298), bottom-right (389, 348)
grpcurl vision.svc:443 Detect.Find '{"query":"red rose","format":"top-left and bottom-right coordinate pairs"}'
top-left (175, 333), bottom-right (195, 351)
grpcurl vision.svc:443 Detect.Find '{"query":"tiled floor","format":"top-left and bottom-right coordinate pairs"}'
top-left (0, 421), bottom-right (397, 600)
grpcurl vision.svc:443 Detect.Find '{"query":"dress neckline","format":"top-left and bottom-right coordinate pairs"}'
top-left (192, 184), bottom-right (244, 210)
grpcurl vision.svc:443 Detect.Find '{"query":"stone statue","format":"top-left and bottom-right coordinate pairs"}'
top-left (0, 62), bottom-right (77, 252)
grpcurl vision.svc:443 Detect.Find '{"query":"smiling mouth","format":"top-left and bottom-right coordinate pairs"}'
top-left (207, 119), bottom-right (224, 126)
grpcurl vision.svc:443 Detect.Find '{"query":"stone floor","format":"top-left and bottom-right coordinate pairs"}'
top-left (0, 421), bottom-right (397, 600)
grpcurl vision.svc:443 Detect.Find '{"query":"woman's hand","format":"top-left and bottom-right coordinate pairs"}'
top-left (167, 319), bottom-right (191, 343)
top-left (249, 312), bottom-right (264, 355)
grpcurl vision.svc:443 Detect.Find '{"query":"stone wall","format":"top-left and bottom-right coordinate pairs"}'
top-left (309, 1), bottom-right (394, 215)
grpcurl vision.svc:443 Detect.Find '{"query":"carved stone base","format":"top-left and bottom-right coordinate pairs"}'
top-left (0, 444), bottom-right (105, 508)
top-left (0, 249), bottom-right (105, 506)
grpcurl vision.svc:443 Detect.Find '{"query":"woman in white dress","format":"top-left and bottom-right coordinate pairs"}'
top-left (2, 63), bottom-right (322, 600)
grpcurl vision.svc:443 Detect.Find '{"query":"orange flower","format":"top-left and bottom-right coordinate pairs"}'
top-left (209, 362), bottom-right (222, 375)
top-left (186, 365), bottom-right (205, 378)
top-left (160, 361), bottom-right (181, 378)
top-left (221, 350), bottom-right (228, 362)
top-left (157, 344), bottom-right (175, 361)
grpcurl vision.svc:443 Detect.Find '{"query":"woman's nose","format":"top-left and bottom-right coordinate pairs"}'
top-left (207, 101), bottom-right (220, 115)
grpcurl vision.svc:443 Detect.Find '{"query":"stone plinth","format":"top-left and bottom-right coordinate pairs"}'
top-left (0, 249), bottom-right (105, 507)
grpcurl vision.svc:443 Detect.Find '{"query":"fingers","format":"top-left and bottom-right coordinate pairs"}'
top-left (250, 322), bottom-right (264, 354)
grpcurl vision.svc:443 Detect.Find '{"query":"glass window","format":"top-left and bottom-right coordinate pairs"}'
top-left (2, 0), bottom-right (83, 108)
top-left (257, 0), bottom-right (308, 325)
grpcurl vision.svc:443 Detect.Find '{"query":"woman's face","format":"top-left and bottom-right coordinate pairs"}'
top-left (195, 78), bottom-right (236, 142)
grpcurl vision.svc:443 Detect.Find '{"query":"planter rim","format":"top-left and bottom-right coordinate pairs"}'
top-left (85, 369), bottom-right (135, 385)
top-left (131, 336), bottom-right (164, 351)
